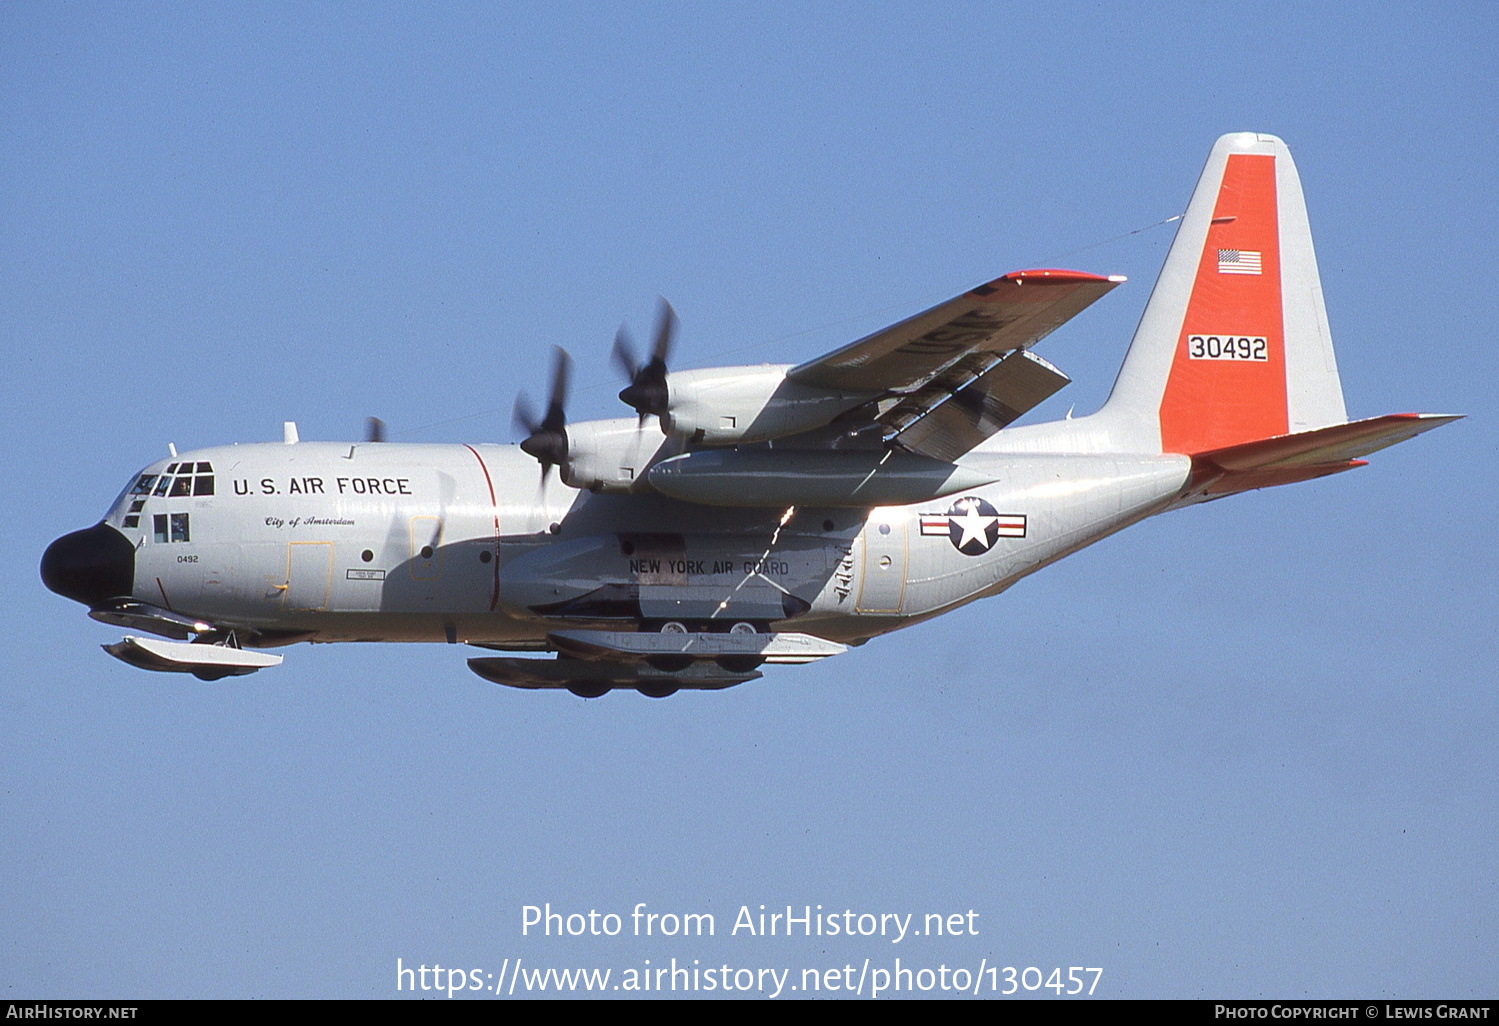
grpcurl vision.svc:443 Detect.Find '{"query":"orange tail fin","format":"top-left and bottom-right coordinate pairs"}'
top-left (1101, 133), bottom-right (1347, 453)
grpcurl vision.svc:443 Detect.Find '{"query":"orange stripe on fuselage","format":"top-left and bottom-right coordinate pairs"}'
top-left (1158, 153), bottom-right (1288, 455)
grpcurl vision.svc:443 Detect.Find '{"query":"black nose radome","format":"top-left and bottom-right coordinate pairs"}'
top-left (41, 522), bottom-right (135, 607)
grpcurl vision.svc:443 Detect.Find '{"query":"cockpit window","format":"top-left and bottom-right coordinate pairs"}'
top-left (164, 464), bottom-right (214, 498)
top-left (152, 512), bottom-right (192, 543)
top-left (118, 462), bottom-right (215, 533)
top-left (143, 462), bottom-right (215, 500)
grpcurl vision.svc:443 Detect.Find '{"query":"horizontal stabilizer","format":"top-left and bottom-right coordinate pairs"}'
top-left (1182, 412), bottom-right (1460, 500)
top-left (1195, 413), bottom-right (1460, 468)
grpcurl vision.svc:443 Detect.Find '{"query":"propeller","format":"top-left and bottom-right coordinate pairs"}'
top-left (513, 346), bottom-right (572, 481)
top-left (364, 417), bottom-right (386, 443)
top-left (613, 297), bottom-right (677, 423)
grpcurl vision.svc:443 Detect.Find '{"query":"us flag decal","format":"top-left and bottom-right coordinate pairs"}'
top-left (1217, 249), bottom-right (1262, 275)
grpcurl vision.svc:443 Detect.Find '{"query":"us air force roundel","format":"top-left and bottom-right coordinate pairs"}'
top-left (919, 497), bottom-right (1027, 555)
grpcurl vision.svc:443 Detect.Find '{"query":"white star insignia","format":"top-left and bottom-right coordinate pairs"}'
top-left (952, 501), bottom-right (998, 550)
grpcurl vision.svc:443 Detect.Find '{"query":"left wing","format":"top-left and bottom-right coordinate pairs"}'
top-left (788, 269), bottom-right (1121, 392)
top-left (787, 269), bottom-right (1121, 457)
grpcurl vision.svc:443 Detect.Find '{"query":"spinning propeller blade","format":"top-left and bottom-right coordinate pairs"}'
top-left (515, 346), bottom-right (571, 481)
top-left (615, 298), bottom-right (676, 423)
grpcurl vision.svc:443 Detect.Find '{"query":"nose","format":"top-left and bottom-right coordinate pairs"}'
top-left (41, 522), bottom-right (135, 607)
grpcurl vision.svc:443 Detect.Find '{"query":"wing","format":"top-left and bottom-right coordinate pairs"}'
top-left (788, 269), bottom-right (1122, 458)
top-left (789, 269), bottom-right (1122, 392)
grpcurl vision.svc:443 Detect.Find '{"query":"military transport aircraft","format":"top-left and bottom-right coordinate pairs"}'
top-left (42, 133), bottom-right (1457, 697)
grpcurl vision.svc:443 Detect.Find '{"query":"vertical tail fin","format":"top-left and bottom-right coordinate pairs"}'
top-left (1100, 133), bottom-right (1347, 454)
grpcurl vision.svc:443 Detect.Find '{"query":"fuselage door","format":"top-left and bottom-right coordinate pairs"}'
top-left (855, 512), bottom-right (907, 614)
top-left (284, 542), bottom-right (333, 611)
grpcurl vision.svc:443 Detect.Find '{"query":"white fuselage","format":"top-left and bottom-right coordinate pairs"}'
top-left (96, 440), bottom-right (1192, 648)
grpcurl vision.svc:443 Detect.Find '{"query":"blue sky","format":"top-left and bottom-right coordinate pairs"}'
top-left (4, 2), bottom-right (1495, 999)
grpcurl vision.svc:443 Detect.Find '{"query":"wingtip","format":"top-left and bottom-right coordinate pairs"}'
top-left (998, 268), bottom-right (1120, 284)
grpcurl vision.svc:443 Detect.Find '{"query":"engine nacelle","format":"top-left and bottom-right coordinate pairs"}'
top-left (662, 365), bottom-right (874, 445)
top-left (560, 418), bottom-right (679, 493)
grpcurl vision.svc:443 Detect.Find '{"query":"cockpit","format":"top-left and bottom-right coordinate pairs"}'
top-left (116, 461), bottom-right (214, 537)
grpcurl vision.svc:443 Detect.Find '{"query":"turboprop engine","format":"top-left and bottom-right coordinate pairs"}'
top-left (610, 300), bottom-right (877, 446)
top-left (656, 365), bottom-right (876, 445)
top-left (516, 357), bottom-right (975, 505)
top-left (515, 336), bottom-right (877, 492)
top-left (559, 418), bottom-right (679, 493)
